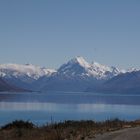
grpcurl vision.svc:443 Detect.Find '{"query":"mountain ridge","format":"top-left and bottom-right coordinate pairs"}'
top-left (0, 78), bottom-right (26, 92)
top-left (35, 57), bottom-right (124, 92)
top-left (0, 56), bottom-right (139, 93)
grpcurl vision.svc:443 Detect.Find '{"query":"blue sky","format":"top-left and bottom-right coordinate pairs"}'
top-left (0, 0), bottom-right (140, 69)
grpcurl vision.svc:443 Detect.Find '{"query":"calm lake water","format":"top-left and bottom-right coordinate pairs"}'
top-left (0, 91), bottom-right (140, 126)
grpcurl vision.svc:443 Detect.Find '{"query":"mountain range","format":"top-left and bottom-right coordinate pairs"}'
top-left (0, 56), bottom-right (139, 94)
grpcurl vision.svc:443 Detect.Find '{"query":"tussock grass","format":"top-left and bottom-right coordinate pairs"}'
top-left (0, 119), bottom-right (140, 140)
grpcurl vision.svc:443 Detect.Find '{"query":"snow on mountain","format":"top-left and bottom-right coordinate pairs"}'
top-left (0, 57), bottom-right (132, 92)
top-left (0, 63), bottom-right (56, 90)
top-left (87, 70), bottom-right (140, 94)
top-left (91, 62), bottom-right (124, 79)
top-left (57, 56), bottom-right (122, 80)
top-left (69, 56), bottom-right (91, 68)
top-left (0, 63), bottom-right (56, 80)
top-left (0, 57), bottom-right (124, 82)
top-left (57, 56), bottom-right (91, 77)
top-left (127, 67), bottom-right (140, 73)
top-left (39, 57), bottom-right (124, 92)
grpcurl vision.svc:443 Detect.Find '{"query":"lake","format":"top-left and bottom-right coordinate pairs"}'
top-left (0, 91), bottom-right (140, 126)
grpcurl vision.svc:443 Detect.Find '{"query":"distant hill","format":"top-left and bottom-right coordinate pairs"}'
top-left (87, 71), bottom-right (140, 94)
top-left (0, 78), bottom-right (25, 92)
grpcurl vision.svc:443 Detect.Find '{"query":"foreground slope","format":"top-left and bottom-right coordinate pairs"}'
top-left (0, 119), bottom-right (140, 140)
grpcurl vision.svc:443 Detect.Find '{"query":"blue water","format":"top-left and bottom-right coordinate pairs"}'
top-left (0, 91), bottom-right (140, 126)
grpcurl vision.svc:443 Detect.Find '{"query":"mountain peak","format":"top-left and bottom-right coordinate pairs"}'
top-left (127, 67), bottom-right (140, 73)
top-left (57, 56), bottom-right (122, 79)
top-left (69, 56), bottom-right (90, 68)
top-left (92, 61), bottom-right (108, 68)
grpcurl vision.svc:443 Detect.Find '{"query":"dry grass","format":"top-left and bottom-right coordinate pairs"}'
top-left (0, 119), bottom-right (140, 140)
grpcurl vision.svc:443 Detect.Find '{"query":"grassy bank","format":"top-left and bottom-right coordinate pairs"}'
top-left (0, 119), bottom-right (140, 140)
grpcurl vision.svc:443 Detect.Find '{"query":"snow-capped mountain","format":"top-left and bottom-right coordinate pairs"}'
top-left (57, 56), bottom-right (122, 80)
top-left (1, 56), bottom-right (138, 93)
top-left (127, 67), bottom-right (140, 73)
top-left (38, 56), bottom-right (123, 92)
top-left (57, 56), bottom-right (91, 77)
top-left (87, 70), bottom-right (140, 94)
top-left (90, 62), bottom-right (122, 79)
top-left (0, 63), bottom-right (56, 90)
top-left (0, 63), bottom-right (56, 79)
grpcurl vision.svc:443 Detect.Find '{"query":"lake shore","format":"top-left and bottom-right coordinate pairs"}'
top-left (0, 119), bottom-right (140, 140)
